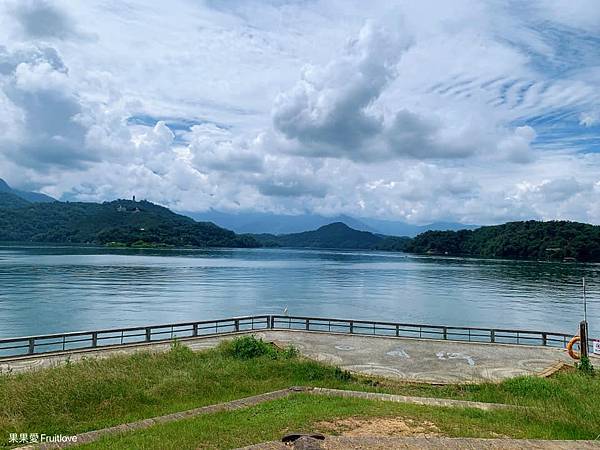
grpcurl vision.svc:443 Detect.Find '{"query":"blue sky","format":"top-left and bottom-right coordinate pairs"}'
top-left (0, 0), bottom-right (599, 224)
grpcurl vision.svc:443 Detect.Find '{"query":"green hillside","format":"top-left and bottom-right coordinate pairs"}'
top-left (251, 222), bottom-right (386, 250)
top-left (0, 198), bottom-right (260, 248)
top-left (406, 220), bottom-right (600, 262)
top-left (0, 192), bottom-right (31, 209)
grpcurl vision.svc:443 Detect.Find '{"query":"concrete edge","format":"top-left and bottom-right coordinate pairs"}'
top-left (538, 361), bottom-right (571, 378)
top-left (265, 328), bottom-right (571, 352)
top-left (310, 387), bottom-right (516, 411)
top-left (12, 386), bottom-right (520, 450)
top-left (1, 327), bottom-right (571, 366)
top-left (239, 435), bottom-right (600, 449)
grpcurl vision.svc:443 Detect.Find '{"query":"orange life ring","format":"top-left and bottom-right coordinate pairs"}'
top-left (567, 336), bottom-right (581, 360)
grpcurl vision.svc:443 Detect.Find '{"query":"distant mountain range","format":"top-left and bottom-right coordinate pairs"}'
top-left (184, 209), bottom-right (477, 237)
top-left (1, 189), bottom-right (599, 261)
top-left (0, 179), bottom-right (477, 237)
top-left (251, 222), bottom-right (411, 251)
top-left (0, 178), bottom-right (56, 203)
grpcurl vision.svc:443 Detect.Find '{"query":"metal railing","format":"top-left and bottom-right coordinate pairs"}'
top-left (269, 315), bottom-right (576, 349)
top-left (0, 314), bottom-right (582, 360)
top-left (0, 315), bottom-right (270, 359)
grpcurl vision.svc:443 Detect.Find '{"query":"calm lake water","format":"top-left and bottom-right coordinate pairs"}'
top-left (0, 245), bottom-right (599, 338)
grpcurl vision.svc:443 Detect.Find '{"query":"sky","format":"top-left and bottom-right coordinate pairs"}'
top-left (0, 0), bottom-right (599, 225)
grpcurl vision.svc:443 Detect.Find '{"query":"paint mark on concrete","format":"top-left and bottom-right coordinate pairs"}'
top-left (436, 352), bottom-right (475, 366)
top-left (335, 345), bottom-right (354, 351)
top-left (386, 348), bottom-right (410, 358)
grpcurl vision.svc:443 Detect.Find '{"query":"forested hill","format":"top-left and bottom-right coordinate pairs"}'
top-left (251, 222), bottom-right (410, 250)
top-left (0, 196), bottom-right (260, 248)
top-left (406, 220), bottom-right (600, 262)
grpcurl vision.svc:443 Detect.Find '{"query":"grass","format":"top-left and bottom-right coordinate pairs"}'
top-left (1, 337), bottom-right (599, 448)
top-left (80, 391), bottom-right (600, 450)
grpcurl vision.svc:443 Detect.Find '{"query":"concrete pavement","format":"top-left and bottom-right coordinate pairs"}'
top-left (1, 329), bottom-right (573, 383)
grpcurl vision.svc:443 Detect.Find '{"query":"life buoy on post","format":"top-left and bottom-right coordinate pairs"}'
top-left (567, 336), bottom-right (581, 360)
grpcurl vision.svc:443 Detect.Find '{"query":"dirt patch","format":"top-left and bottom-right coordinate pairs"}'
top-left (316, 416), bottom-right (441, 437)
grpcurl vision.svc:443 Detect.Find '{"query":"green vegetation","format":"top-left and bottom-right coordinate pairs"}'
top-left (80, 389), bottom-right (599, 450)
top-left (0, 337), bottom-right (391, 445)
top-left (250, 222), bottom-right (387, 250)
top-left (0, 198), bottom-right (259, 248)
top-left (0, 193), bottom-right (30, 210)
top-left (577, 355), bottom-right (595, 376)
top-left (406, 220), bottom-right (600, 262)
top-left (1, 337), bottom-right (600, 449)
top-left (373, 235), bottom-right (412, 252)
top-left (3, 179), bottom-right (600, 260)
top-left (219, 335), bottom-right (297, 359)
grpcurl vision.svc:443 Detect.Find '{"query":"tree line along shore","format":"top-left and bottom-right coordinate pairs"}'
top-left (1, 190), bottom-right (599, 262)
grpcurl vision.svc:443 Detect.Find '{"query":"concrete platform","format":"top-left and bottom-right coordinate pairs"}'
top-left (0, 330), bottom-right (573, 383)
top-left (260, 330), bottom-right (573, 383)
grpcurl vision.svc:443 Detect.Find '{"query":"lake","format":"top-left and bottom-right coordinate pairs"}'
top-left (0, 245), bottom-right (598, 338)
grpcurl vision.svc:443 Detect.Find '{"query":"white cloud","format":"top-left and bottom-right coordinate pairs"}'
top-left (272, 21), bottom-right (410, 160)
top-left (0, 1), bottom-right (599, 226)
top-left (496, 126), bottom-right (537, 163)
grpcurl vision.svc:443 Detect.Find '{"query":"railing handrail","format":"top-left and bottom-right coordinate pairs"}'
top-left (0, 314), bottom-right (589, 360)
top-left (0, 315), bottom-right (270, 343)
top-left (269, 315), bottom-right (574, 338)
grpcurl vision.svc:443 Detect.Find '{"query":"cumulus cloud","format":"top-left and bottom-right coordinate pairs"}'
top-left (385, 110), bottom-right (482, 159)
top-left (273, 22), bottom-right (411, 160)
top-left (189, 124), bottom-right (264, 173)
top-left (515, 178), bottom-right (589, 203)
top-left (272, 20), bottom-right (539, 163)
top-left (496, 126), bottom-right (537, 163)
top-left (0, 45), bottom-right (93, 168)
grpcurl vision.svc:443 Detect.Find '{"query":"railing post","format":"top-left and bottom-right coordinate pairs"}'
top-left (490, 330), bottom-right (495, 343)
top-left (92, 332), bottom-right (98, 348)
top-left (145, 327), bottom-right (151, 342)
top-left (395, 324), bottom-right (399, 337)
top-left (349, 321), bottom-right (354, 334)
top-left (28, 338), bottom-right (35, 355)
top-left (580, 321), bottom-right (589, 359)
top-left (305, 318), bottom-right (309, 331)
top-left (269, 315), bottom-right (275, 329)
top-left (192, 323), bottom-right (198, 337)
top-left (234, 319), bottom-right (240, 332)
top-left (442, 327), bottom-right (447, 340)
top-left (542, 333), bottom-right (547, 346)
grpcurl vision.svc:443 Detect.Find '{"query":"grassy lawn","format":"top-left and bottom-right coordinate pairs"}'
top-left (77, 393), bottom-right (598, 450)
top-left (0, 337), bottom-right (599, 448)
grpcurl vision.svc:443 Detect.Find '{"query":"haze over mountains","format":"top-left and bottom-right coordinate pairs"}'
top-left (185, 209), bottom-right (477, 237)
top-left (2, 180), bottom-right (600, 261)
top-left (0, 178), bottom-right (475, 237)
top-left (0, 179), bottom-right (56, 203)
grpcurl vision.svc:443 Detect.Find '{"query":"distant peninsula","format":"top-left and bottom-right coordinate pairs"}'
top-left (405, 221), bottom-right (600, 262)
